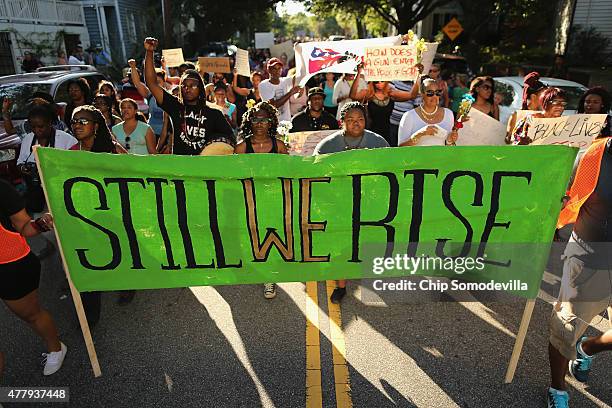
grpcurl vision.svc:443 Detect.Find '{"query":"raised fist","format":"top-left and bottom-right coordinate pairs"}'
top-left (144, 37), bottom-right (158, 52)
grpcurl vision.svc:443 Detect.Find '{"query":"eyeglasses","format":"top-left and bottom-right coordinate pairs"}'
top-left (251, 117), bottom-right (272, 124)
top-left (480, 84), bottom-right (492, 90)
top-left (71, 118), bottom-right (93, 126)
top-left (180, 84), bottom-right (199, 89)
top-left (424, 90), bottom-right (443, 97)
top-left (550, 100), bottom-right (567, 107)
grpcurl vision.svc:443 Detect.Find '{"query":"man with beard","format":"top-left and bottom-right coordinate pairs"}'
top-left (290, 87), bottom-right (339, 132)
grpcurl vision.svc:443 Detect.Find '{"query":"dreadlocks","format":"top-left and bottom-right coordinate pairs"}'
top-left (178, 69), bottom-right (207, 107)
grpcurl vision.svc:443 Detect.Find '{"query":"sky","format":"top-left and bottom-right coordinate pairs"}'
top-left (275, 0), bottom-right (311, 16)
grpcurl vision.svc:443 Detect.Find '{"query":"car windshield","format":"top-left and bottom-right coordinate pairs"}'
top-left (0, 83), bottom-right (52, 120)
top-left (557, 86), bottom-right (586, 111)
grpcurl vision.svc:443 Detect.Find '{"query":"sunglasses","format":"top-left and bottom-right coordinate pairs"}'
top-left (71, 118), bottom-right (93, 126)
top-left (424, 90), bottom-right (443, 97)
top-left (480, 84), bottom-right (492, 90)
top-left (550, 100), bottom-right (567, 107)
top-left (180, 84), bottom-right (199, 89)
top-left (251, 117), bottom-right (272, 124)
top-left (125, 136), bottom-right (131, 150)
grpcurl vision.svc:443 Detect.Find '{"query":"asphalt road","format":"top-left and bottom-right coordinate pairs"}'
top-left (0, 237), bottom-right (610, 408)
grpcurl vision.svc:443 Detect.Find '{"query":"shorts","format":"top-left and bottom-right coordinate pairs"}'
top-left (0, 252), bottom-right (41, 301)
top-left (549, 255), bottom-right (612, 360)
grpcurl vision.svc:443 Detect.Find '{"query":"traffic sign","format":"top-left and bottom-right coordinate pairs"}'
top-left (442, 17), bottom-right (463, 41)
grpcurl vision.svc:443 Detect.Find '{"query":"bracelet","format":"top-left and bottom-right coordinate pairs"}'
top-left (32, 217), bottom-right (51, 232)
top-left (445, 139), bottom-right (456, 146)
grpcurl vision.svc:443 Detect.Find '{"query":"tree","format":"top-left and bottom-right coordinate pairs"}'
top-left (304, 0), bottom-right (455, 35)
top-left (174, 0), bottom-right (279, 55)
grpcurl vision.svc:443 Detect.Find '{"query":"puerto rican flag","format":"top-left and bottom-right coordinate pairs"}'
top-left (295, 36), bottom-right (403, 86)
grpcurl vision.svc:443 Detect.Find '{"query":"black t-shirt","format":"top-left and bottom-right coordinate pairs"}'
top-left (0, 179), bottom-right (25, 232)
top-left (159, 90), bottom-right (234, 155)
top-left (290, 109), bottom-right (339, 132)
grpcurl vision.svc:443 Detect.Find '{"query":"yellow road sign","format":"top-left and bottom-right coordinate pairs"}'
top-left (442, 17), bottom-right (463, 41)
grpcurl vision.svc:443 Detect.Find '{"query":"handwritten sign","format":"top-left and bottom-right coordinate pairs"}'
top-left (198, 57), bottom-right (231, 73)
top-left (363, 45), bottom-right (417, 82)
top-left (286, 130), bottom-right (336, 156)
top-left (255, 32), bottom-right (275, 49)
top-left (162, 48), bottom-right (184, 67)
top-left (457, 109), bottom-right (506, 146)
top-left (235, 48), bottom-right (251, 77)
top-left (527, 114), bottom-right (607, 148)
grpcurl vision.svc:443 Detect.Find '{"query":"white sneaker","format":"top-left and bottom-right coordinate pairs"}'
top-left (263, 283), bottom-right (277, 299)
top-left (42, 342), bottom-right (67, 376)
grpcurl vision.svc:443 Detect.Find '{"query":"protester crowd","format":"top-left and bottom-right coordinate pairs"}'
top-left (1, 35), bottom-right (611, 408)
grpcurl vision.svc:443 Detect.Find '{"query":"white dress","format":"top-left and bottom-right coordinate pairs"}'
top-left (398, 108), bottom-right (454, 146)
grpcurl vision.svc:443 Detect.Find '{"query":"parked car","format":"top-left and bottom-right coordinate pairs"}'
top-left (0, 65), bottom-right (108, 134)
top-left (493, 76), bottom-right (588, 125)
top-left (0, 66), bottom-right (108, 182)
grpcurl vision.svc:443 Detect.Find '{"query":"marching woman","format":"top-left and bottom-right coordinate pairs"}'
top-left (510, 87), bottom-right (567, 145)
top-left (70, 105), bottom-right (128, 322)
top-left (234, 101), bottom-right (288, 299)
top-left (398, 78), bottom-right (458, 147)
top-left (0, 179), bottom-right (67, 375)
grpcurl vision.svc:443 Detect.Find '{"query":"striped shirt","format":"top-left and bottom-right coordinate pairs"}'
top-left (389, 81), bottom-right (422, 125)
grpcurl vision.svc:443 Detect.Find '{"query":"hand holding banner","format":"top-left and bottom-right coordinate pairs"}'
top-left (286, 130), bottom-right (336, 156)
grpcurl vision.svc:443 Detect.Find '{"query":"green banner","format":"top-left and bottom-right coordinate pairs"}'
top-left (37, 146), bottom-right (577, 296)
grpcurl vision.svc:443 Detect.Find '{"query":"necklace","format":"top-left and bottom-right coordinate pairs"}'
top-left (343, 132), bottom-right (365, 150)
top-left (420, 105), bottom-right (438, 117)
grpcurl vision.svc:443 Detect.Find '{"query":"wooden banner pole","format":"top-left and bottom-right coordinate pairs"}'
top-left (504, 298), bottom-right (536, 383)
top-left (34, 148), bottom-right (102, 377)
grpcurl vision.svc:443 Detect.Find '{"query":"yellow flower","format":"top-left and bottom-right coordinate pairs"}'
top-left (246, 99), bottom-right (256, 110)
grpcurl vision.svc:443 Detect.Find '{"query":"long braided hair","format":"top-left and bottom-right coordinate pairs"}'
top-left (239, 101), bottom-right (279, 140)
top-left (72, 105), bottom-right (115, 153)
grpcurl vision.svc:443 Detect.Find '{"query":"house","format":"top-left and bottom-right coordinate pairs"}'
top-left (555, 0), bottom-right (612, 55)
top-left (80, 0), bottom-right (147, 64)
top-left (0, 0), bottom-right (90, 74)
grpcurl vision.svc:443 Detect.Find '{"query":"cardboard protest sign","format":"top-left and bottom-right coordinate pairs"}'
top-left (38, 146), bottom-right (576, 298)
top-left (162, 48), bottom-right (184, 67)
top-left (255, 32), bottom-right (275, 49)
top-left (457, 109), bottom-right (506, 146)
top-left (198, 57), bottom-right (231, 73)
top-left (362, 45), bottom-right (418, 81)
top-left (294, 36), bottom-right (403, 86)
top-left (286, 130), bottom-right (336, 156)
top-left (270, 40), bottom-right (295, 62)
top-left (527, 114), bottom-right (607, 148)
top-left (235, 48), bottom-right (251, 77)
top-left (420, 43), bottom-right (439, 76)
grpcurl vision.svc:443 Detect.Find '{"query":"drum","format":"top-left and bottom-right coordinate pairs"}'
top-left (200, 137), bottom-right (235, 156)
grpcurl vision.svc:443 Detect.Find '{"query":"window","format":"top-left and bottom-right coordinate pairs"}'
top-left (127, 13), bottom-right (137, 39)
